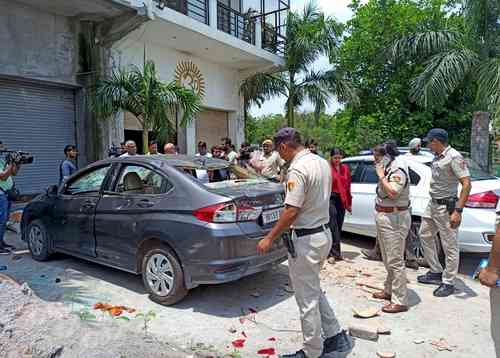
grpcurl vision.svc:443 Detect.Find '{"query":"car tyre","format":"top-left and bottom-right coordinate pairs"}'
top-left (408, 220), bottom-right (445, 267)
top-left (141, 246), bottom-right (188, 306)
top-left (27, 219), bottom-right (51, 261)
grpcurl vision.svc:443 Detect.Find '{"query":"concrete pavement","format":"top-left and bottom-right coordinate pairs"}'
top-left (0, 231), bottom-right (495, 357)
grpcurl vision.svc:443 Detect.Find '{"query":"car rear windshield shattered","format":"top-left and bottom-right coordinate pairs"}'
top-left (171, 157), bottom-right (269, 188)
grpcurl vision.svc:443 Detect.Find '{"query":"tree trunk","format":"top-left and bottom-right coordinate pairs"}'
top-left (142, 125), bottom-right (149, 154)
top-left (287, 73), bottom-right (295, 127)
top-left (471, 111), bottom-right (490, 171)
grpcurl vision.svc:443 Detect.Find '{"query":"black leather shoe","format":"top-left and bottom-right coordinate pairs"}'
top-left (280, 350), bottom-right (308, 358)
top-left (417, 271), bottom-right (442, 285)
top-left (433, 283), bottom-right (455, 297)
top-left (323, 330), bottom-right (352, 355)
top-left (405, 260), bottom-right (419, 270)
top-left (361, 249), bottom-right (382, 261)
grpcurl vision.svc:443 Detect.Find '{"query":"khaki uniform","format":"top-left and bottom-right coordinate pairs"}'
top-left (375, 157), bottom-right (411, 306)
top-left (419, 146), bottom-right (470, 285)
top-left (285, 149), bottom-right (341, 358)
top-left (255, 151), bottom-right (284, 179)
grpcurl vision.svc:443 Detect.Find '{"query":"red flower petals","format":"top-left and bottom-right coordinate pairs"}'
top-left (232, 339), bottom-right (246, 348)
top-left (257, 348), bottom-right (276, 355)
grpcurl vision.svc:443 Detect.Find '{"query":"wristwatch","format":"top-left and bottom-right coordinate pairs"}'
top-left (455, 208), bottom-right (464, 214)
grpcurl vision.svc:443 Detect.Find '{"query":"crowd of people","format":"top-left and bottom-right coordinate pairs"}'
top-left (2, 127), bottom-right (500, 357)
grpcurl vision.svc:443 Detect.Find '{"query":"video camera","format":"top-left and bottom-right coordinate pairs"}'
top-left (107, 143), bottom-right (124, 158)
top-left (0, 150), bottom-right (34, 165)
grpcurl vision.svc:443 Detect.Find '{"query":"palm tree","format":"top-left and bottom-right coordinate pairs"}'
top-left (92, 61), bottom-right (201, 153)
top-left (391, 1), bottom-right (500, 121)
top-left (240, 2), bottom-right (358, 127)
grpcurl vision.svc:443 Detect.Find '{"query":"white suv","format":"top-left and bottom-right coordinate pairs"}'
top-left (342, 154), bottom-right (499, 255)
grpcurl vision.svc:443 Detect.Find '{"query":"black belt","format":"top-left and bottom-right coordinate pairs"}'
top-left (294, 224), bottom-right (329, 238)
top-left (432, 197), bottom-right (457, 205)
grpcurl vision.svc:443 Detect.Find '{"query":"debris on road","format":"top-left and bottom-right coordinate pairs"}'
top-left (377, 326), bottom-right (391, 335)
top-left (257, 347), bottom-right (276, 355)
top-left (228, 327), bottom-right (237, 334)
top-left (352, 307), bottom-right (379, 318)
top-left (413, 339), bottom-right (425, 345)
top-left (431, 338), bottom-right (457, 352)
top-left (348, 324), bottom-right (379, 341)
top-left (356, 280), bottom-right (384, 291)
top-left (231, 339), bottom-right (245, 348)
top-left (93, 302), bottom-right (136, 317)
top-left (377, 351), bottom-right (396, 358)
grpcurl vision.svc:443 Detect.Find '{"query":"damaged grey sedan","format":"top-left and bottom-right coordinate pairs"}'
top-left (21, 155), bottom-right (287, 305)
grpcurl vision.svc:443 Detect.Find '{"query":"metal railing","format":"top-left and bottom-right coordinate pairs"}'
top-left (154, 0), bottom-right (209, 25)
top-left (217, 2), bottom-right (256, 45)
top-left (260, 7), bottom-right (288, 56)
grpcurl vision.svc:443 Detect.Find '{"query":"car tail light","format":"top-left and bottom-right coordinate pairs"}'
top-left (465, 191), bottom-right (498, 209)
top-left (193, 202), bottom-right (262, 223)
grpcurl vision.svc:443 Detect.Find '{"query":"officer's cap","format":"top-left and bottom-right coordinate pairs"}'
top-left (408, 138), bottom-right (421, 149)
top-left (424, 128), bottom-right (448, 144)
top-left (274, 127), bottom-right (301, 146)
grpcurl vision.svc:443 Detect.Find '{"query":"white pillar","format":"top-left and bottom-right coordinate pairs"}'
top-left (209, 0), bottom-right (218, 29)
top-left (255, 19), bottom-right (262, 49)
top-left (186, 117), bottom-right (197, 155)
top-left (228, 110), bottom-right (244, 149)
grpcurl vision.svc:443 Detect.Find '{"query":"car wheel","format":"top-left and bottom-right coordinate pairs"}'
top-left (408, 220), bottom-right (445, 268)
top-left (141, 246), bottom-right (188, 306)
top-left (27, 220), bottom-right (51, 261)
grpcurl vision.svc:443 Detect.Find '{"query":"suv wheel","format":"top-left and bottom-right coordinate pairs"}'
top-left (27, 220), bottom-right (51, 261)
top-left (408, 220), bottom-right (445, 267)
top-left (141, 246), bottom-right (188, 306)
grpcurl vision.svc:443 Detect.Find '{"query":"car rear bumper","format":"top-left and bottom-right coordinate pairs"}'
top-left (186, 247), bottom-right (287, 288)
top-left (458, 208), bottom-right (495, 253)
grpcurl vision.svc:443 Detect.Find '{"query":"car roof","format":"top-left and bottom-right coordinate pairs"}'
top-left (93, 154), bottom-right (231, 170)
top-left (343, 155), bottom-right (432, 166)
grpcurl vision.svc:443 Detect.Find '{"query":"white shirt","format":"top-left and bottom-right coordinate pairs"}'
top-left (196, 152), bottom-right (213, 158)
top-left (227, 151), bottom-right (238, 164)
top-left (195, 152), bottom-right (212, 183)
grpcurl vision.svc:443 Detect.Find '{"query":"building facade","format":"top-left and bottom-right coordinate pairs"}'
top-left (110, 0), bottom-right (288, 154)
top-left (0, 0), bottom-right (288, 194)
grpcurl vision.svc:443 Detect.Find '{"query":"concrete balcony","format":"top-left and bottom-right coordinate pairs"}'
top-left (149, 0), bottom-right (285, 70)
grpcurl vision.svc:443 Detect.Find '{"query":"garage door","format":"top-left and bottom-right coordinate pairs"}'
top-left (195, 109), bottom-right (228, 150)
top-left (0, 78), bottom-right (76, 195)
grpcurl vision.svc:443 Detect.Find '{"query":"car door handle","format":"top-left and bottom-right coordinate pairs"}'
top-left (137, 200), bottom-right (154, 208)
top-left (81, 200), bottom-right (95, 211)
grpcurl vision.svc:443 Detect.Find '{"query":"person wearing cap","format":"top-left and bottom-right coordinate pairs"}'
top-left (249, 139), bottom-right (284, 181)
top-left (371, 142), bottom-right (411, 313)
top-left (407, 138), bottom-right (422, 155)
top-left (417, 128), bottom-right (471, 297)
top-left (257, 128), bottom-right (351, 358)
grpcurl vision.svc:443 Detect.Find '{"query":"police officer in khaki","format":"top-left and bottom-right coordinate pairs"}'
top-left (372, 143), bottom-right (411, 313)
top-left (257, 128), bottom-right (351, 358)
top-left (479, 200), bottom-right (500, 357)
top-left (417, 128), bottom-right (471, 297)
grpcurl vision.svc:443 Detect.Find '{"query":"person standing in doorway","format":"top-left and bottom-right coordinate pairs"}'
top-left (417, 128), bottom-right (471, 297)
top-left (372, 143), bottom-right (411, 313)
top-left (59, 145), bottom-right (78, 185)
top-left (147, 141), bottom-right (159, 155)
top-left (257, 128), bottom-right (351, 358)
top-left (121, 140), bottom-right (137, 157)
top-left (328, 148), bottom-right (352, 262)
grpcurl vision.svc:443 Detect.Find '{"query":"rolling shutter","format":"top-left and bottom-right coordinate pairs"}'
top-left (0, 78), bottom-right (76, 194)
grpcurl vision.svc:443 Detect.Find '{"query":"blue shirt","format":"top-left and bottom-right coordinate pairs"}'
top-left (60, 159), bottom-right (77, 184)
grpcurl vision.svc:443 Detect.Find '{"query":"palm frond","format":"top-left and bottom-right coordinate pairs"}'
top-left (409, 48), bottom-right (479, 108)
top-left (391, 30), bottom-right (462, 63)
top-left (477, 57), bottom-right (500, 121)
top-left (239, 72), bottom-right (288, 107)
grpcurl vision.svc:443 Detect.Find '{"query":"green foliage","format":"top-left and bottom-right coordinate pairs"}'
top-left (91, 61), bottom-right (201, 153)
top-left (241, 1), bottom-right (358, 127)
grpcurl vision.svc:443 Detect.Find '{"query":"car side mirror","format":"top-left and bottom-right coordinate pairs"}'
top-left (46, 185), bottom-right (58, 197)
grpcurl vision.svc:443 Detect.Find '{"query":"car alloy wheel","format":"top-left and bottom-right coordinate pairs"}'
top-left (27, 220), bottom-right (51, 261)
top-left (29, 225), bottom-right (44, 256)
top-left (145, 253), bottom-right (175, 297)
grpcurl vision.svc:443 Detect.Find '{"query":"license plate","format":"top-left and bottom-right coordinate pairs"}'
top-left (262, 208), bottom-right (282, 225)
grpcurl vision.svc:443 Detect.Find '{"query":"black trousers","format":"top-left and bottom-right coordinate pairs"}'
top-left (329, 194), bottom-right (345, 258)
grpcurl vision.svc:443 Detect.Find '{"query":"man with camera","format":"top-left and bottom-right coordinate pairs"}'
top-left (0, 141), bottom-right (19, 254)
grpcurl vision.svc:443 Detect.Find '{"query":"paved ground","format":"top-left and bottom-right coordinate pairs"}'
top-left (0, 231), bottom-right (494, 357)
